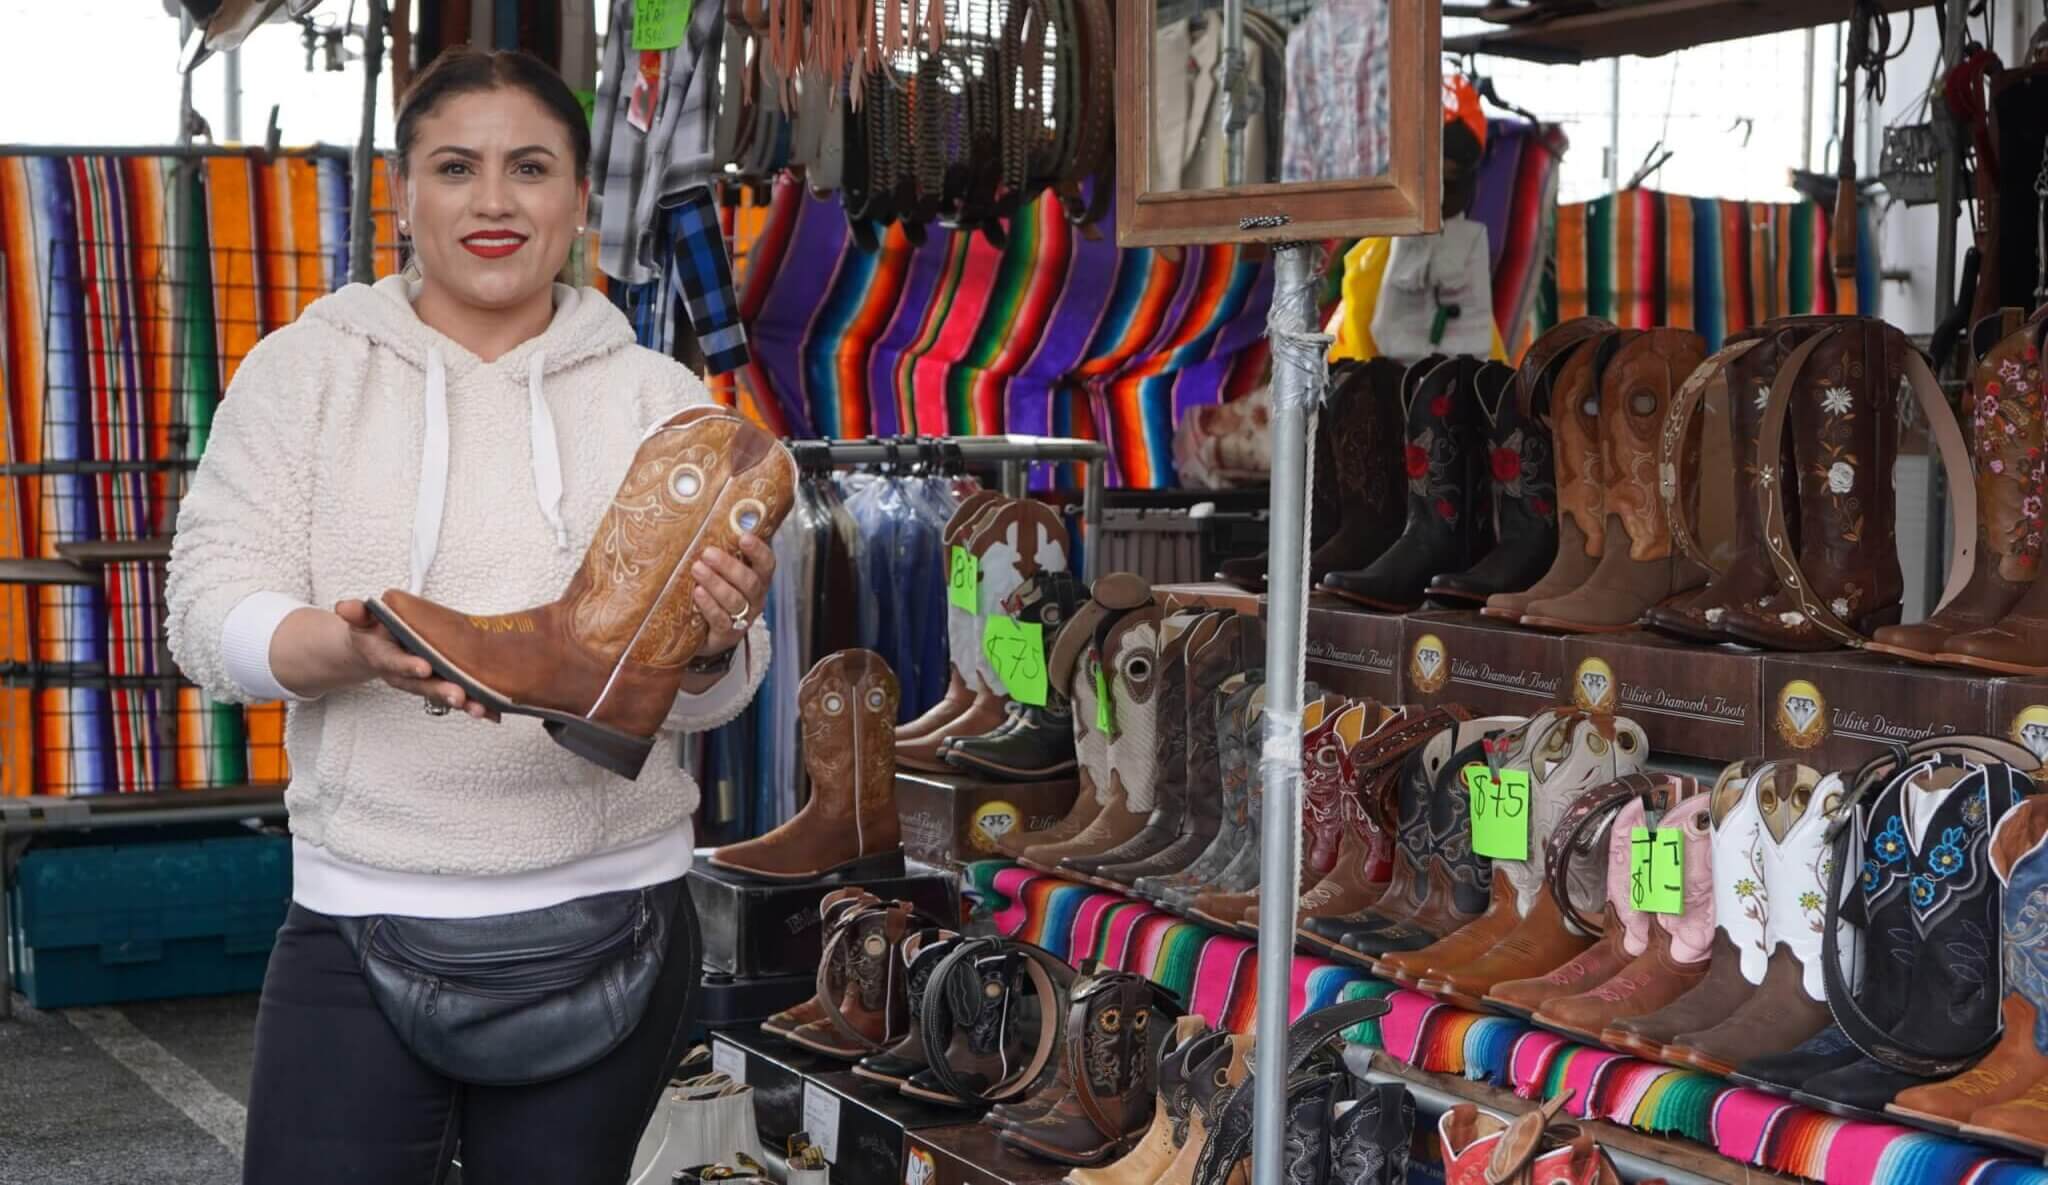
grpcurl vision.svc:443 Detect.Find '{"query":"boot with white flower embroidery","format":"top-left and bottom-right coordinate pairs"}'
top-left (1718, 320), bottom-right (1914, 650)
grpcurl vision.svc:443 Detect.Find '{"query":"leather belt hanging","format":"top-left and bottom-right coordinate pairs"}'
top-left (913, 937), bottom-right (1076, 1106)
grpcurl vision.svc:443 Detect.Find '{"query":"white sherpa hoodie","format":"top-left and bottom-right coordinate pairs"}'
top-left (166, 277), bottom-right (770, 881)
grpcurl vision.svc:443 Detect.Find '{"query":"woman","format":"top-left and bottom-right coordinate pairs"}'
top-left (165, 47), bottom-right (772, 1184)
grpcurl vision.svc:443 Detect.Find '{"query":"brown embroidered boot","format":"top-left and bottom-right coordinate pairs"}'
top-left (761, 888), bottom-right (876, 1040)
top-left (998, 974), bottom-right (1173, 1166)
top-left (1482, 331), bottom-right (1630, 622)
top-left (1242, 701), bottom-right (1399, 933)
top-left (369, 406), bottom-right (797, 778)
top-left (710, 650), bottom-right (903, 880)
top-left (1518, 329), bottom-right (1710, 633)
top-left (853, 929), bottom-right (961, 1087)
top-left (787, 900), bottom-right (916, 1059)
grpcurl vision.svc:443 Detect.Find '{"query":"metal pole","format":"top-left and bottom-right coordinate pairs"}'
top-left (1248, 235), bottom-right (1325, 1185)
top-left (178, 15), bottom-right (196, 149)
top-left (1607, 59), bottom-right (1622, 192)
top-left (224, 48), bottom-right (243, 143)
top-left (1221, 0), bottom-right (1248, 186)
top-left (1926, 0), bottom-right (1967, 609)
top-left (350, 0), bottom-right (389, 285)
top-left (1802, 28), bottom-right (1817, 172)
top-left (1082, 454), bottom-right (1105, 584)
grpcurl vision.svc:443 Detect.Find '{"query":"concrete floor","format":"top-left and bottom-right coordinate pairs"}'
top-left (0, 992), bottom-right (258, 1185)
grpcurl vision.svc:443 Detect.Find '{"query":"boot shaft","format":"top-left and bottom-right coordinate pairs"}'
top-left (1599, 328), bottom-right (1708, 563)
top-left (798, 650), bottom-right (901, 836)
top-left (1509, 713), bottom-right (1648, 915)
top-left (1704, 760), bottom-right (1771, 984)
top-left (1102, 607), bottom-right (1165, 812)
top-left (1326, 358), bottom-right (1409, 522)
top-left (1549, 330), bottom-right (1636, 552)
top-left (1994, 796), bottom-right (2048, 1050)
top-left (1653, 793), bottom-right (1716, 963)
top-left (1967, 316), bottom-right (2048, 583)
top-left (1754, 762), bottom-right (1838, 1001)
top-left (1400, 357), bottom-right (1502, 557)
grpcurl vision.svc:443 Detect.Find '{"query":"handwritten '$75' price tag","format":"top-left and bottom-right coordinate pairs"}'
top-left (947, 545), bottom-right (980, 615)
top-left (1462, 764), bottom-right (1531, 860)
top-left (1630, 827), bottom-right (1685, 914)
top-left (982, 618), bottom-right (1047, 706)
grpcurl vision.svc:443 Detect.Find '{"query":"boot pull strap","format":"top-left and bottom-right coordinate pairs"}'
top-left (1547, 778), bottom-right (1652, 937)
top-left (1754, 324), bottom-right (1976, 645)
top-left (1483, 1090), bottom-right (1574, 1184)
top-left (1659, 337), bottom-right (1763, 574)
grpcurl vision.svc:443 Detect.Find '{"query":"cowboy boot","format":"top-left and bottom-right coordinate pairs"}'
top-left (710, 650), bottom-right (903, 880)
top-left (1532, 783), bottom-right (1713, 1043)
top-left (1143, 672), bottom-right (1265, 908)
top-left (1322, 357), bottom-right (1507, 611)
top-left (1063, 611), bottom-right (1225, 883)
top-left (1518, 329), bottom-right (1710, 633)
top-left (1109, 614), bottom-right (1266, 887)
top-left (998, 975), bottom-right (1174, 1166)
top-left (1328, 1082), bottom-right (1414, 1185)
top-left (1217, 366), bottom-right (1346, 589)
top-left (998, 618), bottom-right (1115, 860)
top-left (1439, 1096), bottom-right (1624, 1185)
top-left (787, 900), bottom-right (914, 1059)
top-left (1064, 1019), bottom-right (1218, 1185)
top-left (761, 889), bottom-right (876, 1040)
top-left (1483, 331), bottom-right (1631, 622)
top-left (1661, 764), bottom-right (1840, 1075)
top-left (1719, 320), bottom-right (1914, 650)
top-left (1398, 712), bottom-right (1648, 994)
top-left (1876, 313), bottom-right (2047, 662)
top-left (1241, 701), bottom-right (1396, 934)
top-left (1430, 319), bottom-right (1613, 604)
top-left (901, 498), bottom-right (1071, 769)
top-left (944, 570), bottom-right (1086, 781)
top-left (1953, 797), bottom-right (2048, 1153)
top-left (854, 929), bottom-right (961, 1087)
top-left (368, 406), bottom-right (797, 778)
top-left (1599, 760), bottom-right (1770, 1062)
top-left (1050, 606), bottom-right (1169, 875)
top-left (1932, 346), bottom-right (2048, 671)
top-left (1142, 1033), bottom-right (1251, 1185)
top-left (898, 490), bottom-right (1004, 740)
top-left (1181, 687), bottom-right (1331, 908)
top-left (1894, 796), bottom-right (2048, 1136)
top-left (1306, 359), bottom-right (1409, 584)
top-left (1642, 319), bottom-right (1845, 642)
top-left (1297, 712), bottom-right (1502, 954)
top-left (902, 948), bottom-right (1029, 1106)
top-left (1188, 693), bottom-right (1352, 928)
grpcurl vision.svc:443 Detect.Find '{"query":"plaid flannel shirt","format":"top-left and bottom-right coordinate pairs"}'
top-left (590, 0), bottom-right (724, 285)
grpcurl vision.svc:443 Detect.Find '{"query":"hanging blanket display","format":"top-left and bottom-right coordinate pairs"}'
top-left (1537, 188), bottom-right (1882, 350)
top-left (1366, 988), bottom-right (2048, 1185)
top-left (0, 148), bottom-right (378, 795)
top-left (731, 179), bottom-right (1273, 491)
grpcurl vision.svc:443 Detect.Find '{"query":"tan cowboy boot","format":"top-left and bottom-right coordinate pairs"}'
top-left (370, 405), bottom-right (796, 779)
top-left (709, 650), bottom-right (903, 880)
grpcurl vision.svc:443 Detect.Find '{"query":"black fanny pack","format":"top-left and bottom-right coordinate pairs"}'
top-left (333, 878), bottom-right (679, 1086)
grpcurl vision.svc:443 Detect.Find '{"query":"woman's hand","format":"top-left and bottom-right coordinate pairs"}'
top-left (692, 534), bottom-right (776, 659)
top-left (333, 599), bottom-right (497, 720)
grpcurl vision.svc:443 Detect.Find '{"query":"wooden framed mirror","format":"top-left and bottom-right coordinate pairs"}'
top-left (1115, 0), bottom-right (1442, 246)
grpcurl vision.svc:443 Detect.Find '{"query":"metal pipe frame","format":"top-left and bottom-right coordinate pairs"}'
top-left (349, 0), bottom-right (388, 286)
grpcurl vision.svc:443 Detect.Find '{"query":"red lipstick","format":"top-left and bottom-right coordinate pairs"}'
top-left (460, 230), bottom-right (528, 259)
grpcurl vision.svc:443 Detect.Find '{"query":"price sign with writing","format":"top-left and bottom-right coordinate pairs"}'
top-left (1629, 827), bottom-right (1685, 914)
top-left (1094, 662), bottom-right (1116, 736)
top-left (947, 546), bottom-right (980, 615)
top-left (1462, 764), bottom-right (1531, 859)
top-left (800, 1080), bottom-right (841, 1163)
top-left (632, 0), bottom-right (694, 50)
top-left (983, 618), bottom-right (1048, 706)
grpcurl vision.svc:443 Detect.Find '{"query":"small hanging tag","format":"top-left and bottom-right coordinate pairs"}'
top-left (1629, 827), bottom-right (1685, 914)
top-left (947, 545), bottom-right (980, 615)
top-left (982, 618), bottom-right (1047, 706)
top-left (1464, 763), bottom-right (1530, 860)
top-left (625, 51), bottom-right (663, 133)
top-left (1093, 661), bottom-right (1116, 737)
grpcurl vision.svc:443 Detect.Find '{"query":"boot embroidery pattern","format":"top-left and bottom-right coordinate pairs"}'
top-left (1406, 414), bottom-right (1465, 526)
top-left (1977, 347), bottom-right (2048, 572)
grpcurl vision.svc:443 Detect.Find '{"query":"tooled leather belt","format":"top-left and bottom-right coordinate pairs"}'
top-left (1057, 0), bottom-right (1114, 231)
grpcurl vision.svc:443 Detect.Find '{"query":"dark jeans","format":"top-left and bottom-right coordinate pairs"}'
top-left (242, 882), bottom-right (701, 1185)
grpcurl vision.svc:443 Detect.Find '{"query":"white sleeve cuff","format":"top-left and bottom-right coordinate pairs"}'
top-left (219, 591), bottom-right (315, 703)
top-left (664, 619), bottom-right (771, 734)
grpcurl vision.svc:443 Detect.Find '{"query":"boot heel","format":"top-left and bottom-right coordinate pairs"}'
top-left (544, 718), bottom-right (655, 780)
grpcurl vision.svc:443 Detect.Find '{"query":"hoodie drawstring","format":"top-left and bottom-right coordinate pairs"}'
top-left (408, 345), bottom-right (572, 595)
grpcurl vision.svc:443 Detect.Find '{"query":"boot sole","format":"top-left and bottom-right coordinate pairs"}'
top-left (1478, 606), bottom-right (1526, 622)
top-left (707, 849), bottom-right (907, 883)
top-left (1858, 641), bottom-right (1950, 665)
top-left (1317, 586), bottom-right (1421, 613)
top-left (898, 1080), bottom-right (996, 1107)
top-left (1957, 1122), bottom-right (2048, 1157)
top-left (367, 598), bottom-right (656, 780)
top-left (1787, 1090), bottom-right (1893, 1123)
top-left (1415, 981), bottom-right (1493, 1012)
top-left (942, 753), bottom-right (1080, 781)
top-left (1930, 651), bottom-right (2048, 676)
top-left (1882, 1102), bottom-right (1967, 1136)
top-left (1599, 1030), bottom-right (1671, 1063)
top-left (1514, 615), bottom-right (1641, 635)
top-left (997, 1129), bottom-right (1128, 1166)
top-left (782, 1030), bottom-right (871, 1060)
top-left (851, 1065), bottom-right (918, 1088)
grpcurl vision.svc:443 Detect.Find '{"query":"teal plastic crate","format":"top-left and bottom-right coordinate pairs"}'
top-left (8, 831), bottom-right (290, 1009)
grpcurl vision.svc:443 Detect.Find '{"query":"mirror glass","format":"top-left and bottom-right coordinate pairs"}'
top-left (1148, 0), bottom-right (1393, 192)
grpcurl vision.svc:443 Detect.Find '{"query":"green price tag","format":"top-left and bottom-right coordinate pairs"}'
top-left (1630, 827), bottom-right (1686, 915)
top-left (572, 88), bottom-right (598, 126)
top-left (1093, 662), bottom-right (1116, 736)
top-left (632, 0), bottom-right (694, 50)
top-left (947, 546), bottom-right (980, 615)
top-left (983, 618), bottom-right (1048, 707)
top-left (1462, 764), bottom-right (1530, 860)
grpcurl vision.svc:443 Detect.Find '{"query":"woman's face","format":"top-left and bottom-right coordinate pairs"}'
top-left (394, 86), bottom-right (587, 312)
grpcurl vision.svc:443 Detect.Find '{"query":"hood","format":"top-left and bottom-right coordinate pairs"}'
top-left (303, 277), bottom-right (641, 595)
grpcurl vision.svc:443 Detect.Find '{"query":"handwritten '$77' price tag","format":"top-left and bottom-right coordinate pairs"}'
top-left (982, 618), bottom-right (1047, 706)
top-left (1462, 764), bottom-right (1531, 860)
top-left (1630, 827), bottom-right (1685, 914)
top-left (947, 545), bottom-right (980, 615)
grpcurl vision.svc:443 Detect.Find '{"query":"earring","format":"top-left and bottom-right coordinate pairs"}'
top-left (576, 224), bottom-right (587, 234)
top-left (398, 219), bottom-right (410, 233)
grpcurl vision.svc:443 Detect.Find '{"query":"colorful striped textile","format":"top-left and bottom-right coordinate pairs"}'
top-left (1539, 189), bottom-right (1881, 352)
top-left (969, 861), bottom-right (1382, 1037)
top-left (1369, 987), bottom-right (2048, 1185)
top-left (0, 148), bottom-right (364, 794)
top-left (735, 179), bottom-right (1273, 489)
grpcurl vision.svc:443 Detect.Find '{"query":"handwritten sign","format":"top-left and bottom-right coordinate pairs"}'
top-left (1463, 764), bottom-right (1531, 860)
top-left (983, 618), bottom-right (1047, 706)
top-left (1630, 827), bottom-right (1685, 915)
top-left (800, 1080), bottom-right (841, 1163)
top-left (947, 545), bottom-right (980, 615)
top-left (632, 0), bottom-right (693, 50)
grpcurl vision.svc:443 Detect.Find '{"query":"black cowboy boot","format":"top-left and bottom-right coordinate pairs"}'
top-left (902, 947), bottom-right (1029, 1106)
top-left (1218, 364), bottom-right (1349, 589)
top-left (944, 571), bottom-right (1086, 781)
top-left (1329, 1082), bottom-right (1416, 1185)
top-left (1322, 357), bottom-right (1508, 611)
top-left (1306, 359), bottom-right (1410, 584)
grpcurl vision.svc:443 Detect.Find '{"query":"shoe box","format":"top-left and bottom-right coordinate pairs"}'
top-left (1398, 609), bottom-right (1569, 718)
top-left (902, 1123), bottom-right (1071, 1185)
top-left (689, 856), bottom-right (962, 978)
top-left (1988, 675), bottom-right (2048, 764)
top-left (1559, 630), bottom-right (1765, 762)
top-left (1304, 594), bottom-right (1405, 703)
top-left (695, 969), bottom-right (818, 1031)
top-left (1755, 650), bottom-right (1995, 768)
top-left (896, 772), bottom-right (1079, 869)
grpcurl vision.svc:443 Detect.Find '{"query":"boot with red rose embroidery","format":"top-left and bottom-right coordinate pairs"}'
top-left (1430, 318), bottom-right (1613, 604)
top-left (1322, 357), bottom-right (1510, 611)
